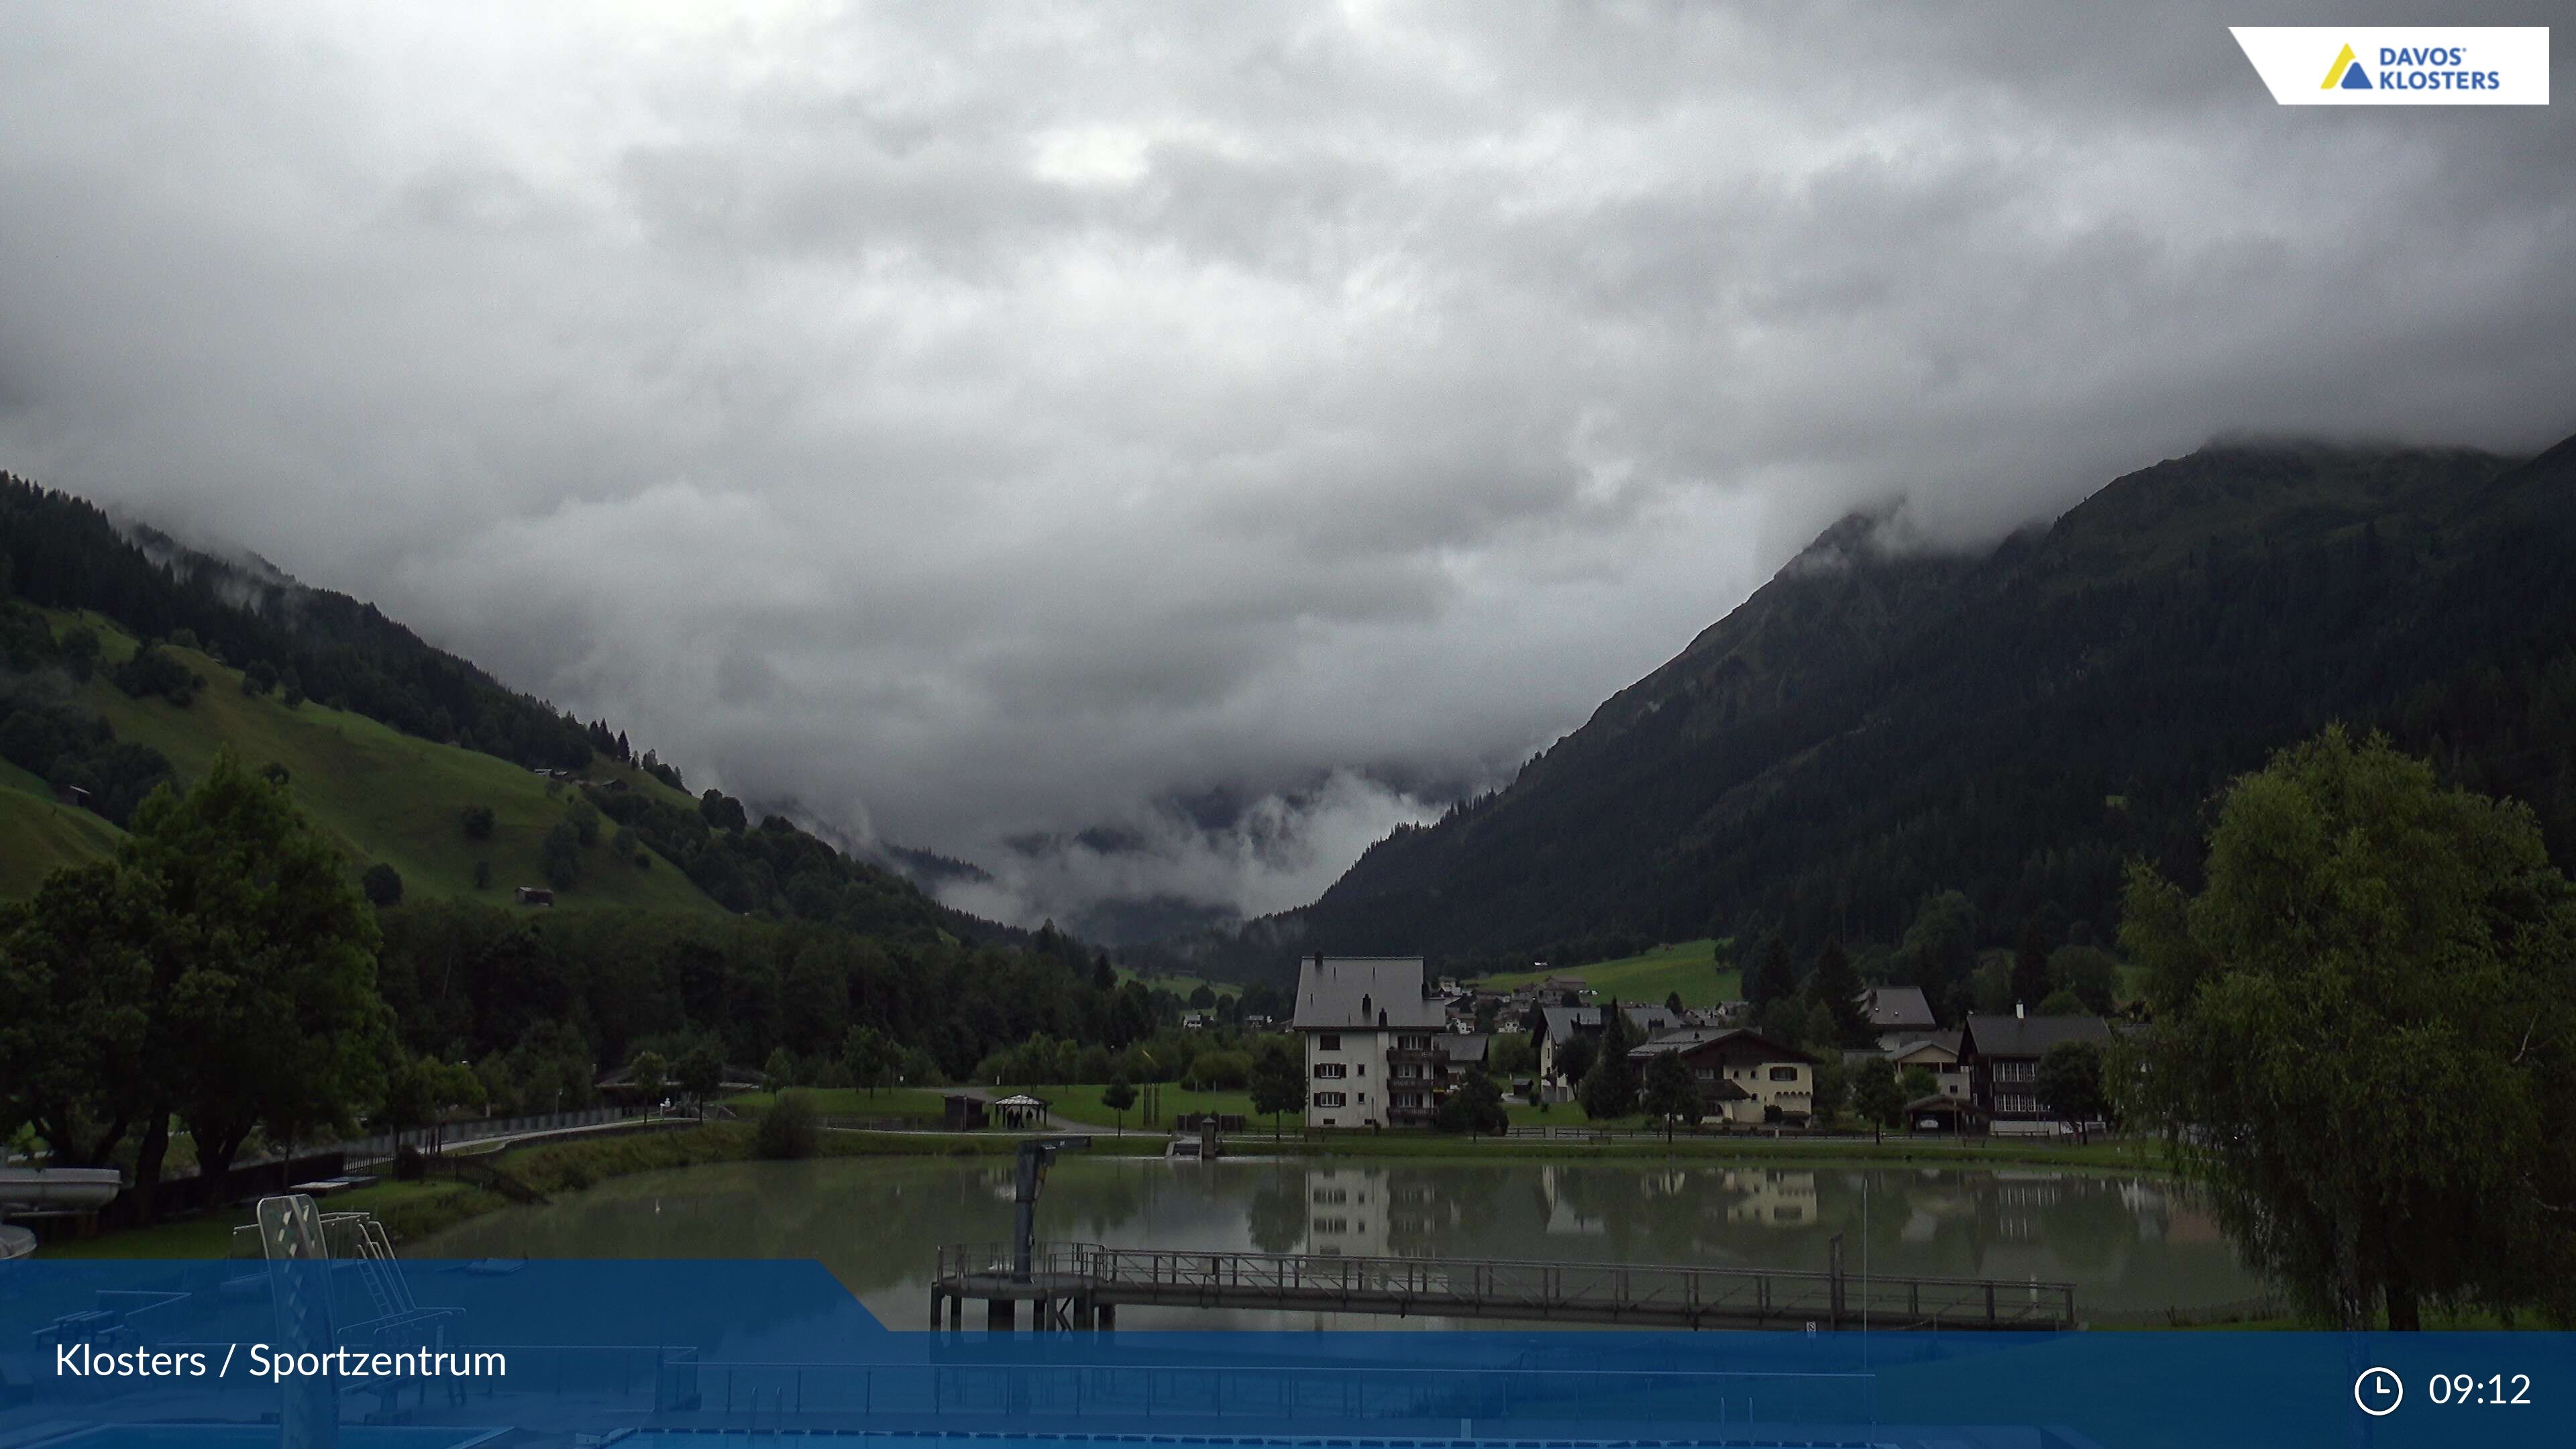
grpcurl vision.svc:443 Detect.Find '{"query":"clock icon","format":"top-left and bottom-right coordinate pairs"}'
top-left (2355, 1366), bottom-right (2404, 1417)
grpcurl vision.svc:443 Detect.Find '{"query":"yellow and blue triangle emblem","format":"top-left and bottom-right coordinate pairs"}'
top-left (2320, 43), bottom-right (2373, 90)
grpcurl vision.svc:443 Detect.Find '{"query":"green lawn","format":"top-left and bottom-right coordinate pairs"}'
top-left (1477, 938), bottom-right (1739, 1008)
top-left (724, 1087), bottom-right (949, 1120)
top-left (30, 609), bottom-right (724, 916)
top-left (1034, 1083), bottom-right (1272, 1132)
top-left (1505, 1101), bottom-right (1651, 1129)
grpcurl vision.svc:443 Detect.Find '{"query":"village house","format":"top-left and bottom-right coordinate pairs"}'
top-left (1884, 1030), bottom-right (1968, 1098)
top-left (1529, 1002), bottom-right (1686, 1098)
top-left (1861, 985), bottom-right (1939, 1043)
top-left (1292, 954), bottom-right (1448, 1129)
top-left (1958, 1009), bottom-right (2114, 1133)
top-left (1625, 1028), bottom-right (1818, 1125)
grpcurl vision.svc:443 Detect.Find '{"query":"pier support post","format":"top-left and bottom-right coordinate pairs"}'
top-left (987, 1297), bottom-right (1016, 1332)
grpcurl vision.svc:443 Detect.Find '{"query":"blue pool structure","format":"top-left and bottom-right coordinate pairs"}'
top-left (22, 1423), bottom-right (504, 1433)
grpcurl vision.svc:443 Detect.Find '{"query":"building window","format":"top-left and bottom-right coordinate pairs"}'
top-left (1996, 1060), bottom-right (2035, 1082)
top-left (1313, 1218), bottom-right (1349, 1234)
top-left (1398, 1034), bottom-right (1432, 1051)
top-left (1314, 1091), bottom-right (1347, 1109)
top-left (1319, 1034), bottom-right (1341, 1051)
top-left (1768, 1066), bottom-right (1799, 1082)
top-left (1313, 1188), bottom-right (1347, 1204)
top-left (1356, 1064), bottom-right (1366, 1076)
top-left (1393, 1065), bottom-right (1419, 1079)
top-left (1314, 1063), bottom-right (1346, 1079)
top-left (1393, 1092), bottom-right (1424, 1108)
top-left (1694, 1067), bottom-right (1715, 1081)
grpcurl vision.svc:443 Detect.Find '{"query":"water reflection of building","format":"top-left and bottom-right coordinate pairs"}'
top-left (1719, 1169), bottom-right (1817, 1228)
top-left (1537, 1165), bottom-right (1605, 1238)
top-left (1305, 1167), bottom-right (1389, 1256)
top-left (1986, 1171), bottom-right (2063, 1244)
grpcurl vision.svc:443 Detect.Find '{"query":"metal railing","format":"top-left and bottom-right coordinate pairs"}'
top-left (330, 1105), bottom-right (656, 1163)
top-left (937, 1240), bottom-right (2076, 1331)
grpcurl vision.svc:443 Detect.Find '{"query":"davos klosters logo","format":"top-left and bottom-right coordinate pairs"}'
top-left (2233, 27), bottom-right (2549, 105)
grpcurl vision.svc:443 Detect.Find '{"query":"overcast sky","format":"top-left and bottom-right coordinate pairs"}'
top-left (3, 2), bottom-right (2570, 933)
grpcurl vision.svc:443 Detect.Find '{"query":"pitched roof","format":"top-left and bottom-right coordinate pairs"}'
top-left (1626, 1026), bottom-right (1817, 1065)
top-left (1532, 1004), bottom-right (1684, 1044)
top-left (1886, 1031), bottom-right (1964, 1062)
top-left (1862, 985), bottom-right (1938, 1029)
top-left (1960, 1014), bottom-right (2114, 1060)
top-left (1292, 955), bottom-right (1446, 1031)
top-left (1436, 1034), bottom-right (1491, 1065)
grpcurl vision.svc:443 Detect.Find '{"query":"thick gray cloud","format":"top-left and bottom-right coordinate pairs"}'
top-left (3, 2), bottom-right (2571, 931)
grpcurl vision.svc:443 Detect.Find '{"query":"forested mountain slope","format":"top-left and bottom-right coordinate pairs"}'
top-left (0, 475), bottom-right (1005, 950)
top-left (1155, 433), bottom-right (2576, 981)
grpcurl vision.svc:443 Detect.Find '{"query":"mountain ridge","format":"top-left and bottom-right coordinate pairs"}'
top-left (1134, 431), bottom-right (2576, 988)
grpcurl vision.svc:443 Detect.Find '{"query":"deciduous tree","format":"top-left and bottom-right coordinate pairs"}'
top-left (1247, 1038), bottom-right (1305, 1138)
top-left (125, 755), bottom-right (394, 1215)
top-left (1851, 1057), bottom-right (1904, 1144)
top-left (2121, 727), bottom-right (2576, 1330)
top-left (1102, 1073), bottom-right (1137, 1134)
top-left (1639, 1051), bottom-right (1703, 1141)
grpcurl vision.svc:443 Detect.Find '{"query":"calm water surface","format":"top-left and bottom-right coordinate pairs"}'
top-left (413, 1155), bottom-right (2265, 1329)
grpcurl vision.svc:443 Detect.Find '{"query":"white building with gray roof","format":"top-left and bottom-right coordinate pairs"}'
top-left (1291, 954), bottom-right (1446, 1129)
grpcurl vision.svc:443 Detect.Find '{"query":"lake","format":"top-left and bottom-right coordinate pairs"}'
top-left (412, 1155), bottom-right (2269, 1329)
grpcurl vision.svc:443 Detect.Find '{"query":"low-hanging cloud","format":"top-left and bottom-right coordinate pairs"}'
top-left (2, 1), bottom-right (2571, 934)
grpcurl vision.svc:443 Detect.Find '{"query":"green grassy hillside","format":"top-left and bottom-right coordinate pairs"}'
top-left (1478, 938), bottom-right (1739, 1007)
top-left (0, 762), bottom-right (123, 898)
top-left (9, 610), bottom-right (725, 916)
top-left (1116, 965), bottom-right (1240, 1000)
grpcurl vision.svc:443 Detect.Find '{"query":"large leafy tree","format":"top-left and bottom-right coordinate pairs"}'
top-left (1577, 1002), bottom-right (1640, 1120)
top-left (1246, 1038), bottom-right (1305, 1138)
top-left (0, 862), bottom-right (162, 1165)
top-left (1436, 1065), bottom-right (1510, 1135)
top-left (1805, 943), bottom-right (1874, 1046)
top-left (2033, 1040), bottom-right (2108, 1144)
top-left (1638, 1051), bottom-right (1703, 1141)
top-left (2010, 921), bottom-right (2055, 1013)
top-left (676, 1044), bottom-right (724, 1116)
top-left (1850, 1057), bottom-right (1904, 1144)
top-left (2121, 727), bottom-right (2576, 1329)
top-left (125, 755), bottom-right (394, 1211)
top-left (1550, 1032), bottom-right (1597, 1091)
top-left (840, 1026), bottom-right (890, 1096)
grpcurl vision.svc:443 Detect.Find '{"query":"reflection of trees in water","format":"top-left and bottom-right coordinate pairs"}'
top-left (1245, 1165), bottom-right (1307, 1254)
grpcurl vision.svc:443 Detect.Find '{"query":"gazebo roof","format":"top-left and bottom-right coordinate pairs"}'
top-left (993, 1094), bottom-right (1048, 1108)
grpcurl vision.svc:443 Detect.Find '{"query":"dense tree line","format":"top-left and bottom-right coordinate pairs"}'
top-left (2, 755), bottom-right (1154, 1191)
top-left (1, 474), bottom-right (612, 772)
top-left (374, 896), bottom-right (1147, 1091)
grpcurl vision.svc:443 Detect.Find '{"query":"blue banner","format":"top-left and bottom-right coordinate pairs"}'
top-left (2, 1259), bottom-right (2567, 1448)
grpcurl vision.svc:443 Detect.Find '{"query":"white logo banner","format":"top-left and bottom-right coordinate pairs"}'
top-left (2231, 26), bottom-right (2549, 105)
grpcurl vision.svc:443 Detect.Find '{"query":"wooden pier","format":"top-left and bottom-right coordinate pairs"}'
top-left (932, 1241), bottom-right (2077, 1332)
